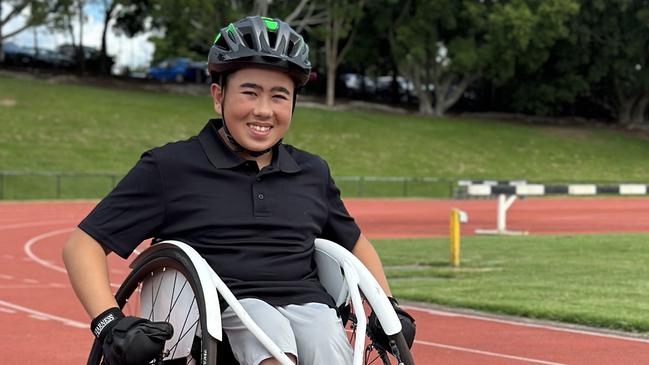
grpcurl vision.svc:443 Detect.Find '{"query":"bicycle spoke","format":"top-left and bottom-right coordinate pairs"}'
top-left (148, 268), bottom-right (167, 321)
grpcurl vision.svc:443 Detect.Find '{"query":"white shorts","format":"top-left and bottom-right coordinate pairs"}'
top-left (221, 298), bottom-right (353, 365)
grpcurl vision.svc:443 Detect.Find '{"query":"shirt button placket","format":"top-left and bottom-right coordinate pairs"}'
top-left (253, 176), bottom-right (269, 216)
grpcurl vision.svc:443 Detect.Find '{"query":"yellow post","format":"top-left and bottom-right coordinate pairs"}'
top-left (449, 209), bottom-right (461, 267)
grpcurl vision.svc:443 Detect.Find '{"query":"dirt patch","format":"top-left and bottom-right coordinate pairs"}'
top-left (0, 98), bottom-right (17, 107)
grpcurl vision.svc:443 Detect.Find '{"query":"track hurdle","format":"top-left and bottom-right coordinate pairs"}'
top-left (461, 182), bottom-right (649, 235)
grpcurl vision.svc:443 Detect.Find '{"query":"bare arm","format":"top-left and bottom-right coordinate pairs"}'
top-left (352, 233), bottom-right (392, 297)
top-left (62, 228), bottom-right (118, 319)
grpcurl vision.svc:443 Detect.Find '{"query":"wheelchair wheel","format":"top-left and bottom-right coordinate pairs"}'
top-left (344, 301), bottom-right (416, 365)
top-left (87, 246), bottom-right (218, 365)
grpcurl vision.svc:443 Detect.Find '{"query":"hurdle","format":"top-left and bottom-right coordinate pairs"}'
top-left (461, 182), bottom-right (649, 235)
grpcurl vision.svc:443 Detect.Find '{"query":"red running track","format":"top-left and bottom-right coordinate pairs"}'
top-left (345, 197), bottom-right (649, 238)
top-left (1, 199), bottom-right (649, 364)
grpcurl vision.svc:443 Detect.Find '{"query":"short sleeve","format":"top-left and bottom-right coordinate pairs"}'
top-left (78, 151), bottom-right (166, 258)
top-left (320, 161), bottom-right (361, 251)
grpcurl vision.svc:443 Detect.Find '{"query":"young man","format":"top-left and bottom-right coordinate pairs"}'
top-left (63, 16), bottom-right (415, 365)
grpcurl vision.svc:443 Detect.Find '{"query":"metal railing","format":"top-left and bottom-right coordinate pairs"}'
top-left (335, 176), bottom-right (456, 197)
top-left (0, 171), bottom-right (121, 200)
top-left (0, 171), bottom-right (456, 200)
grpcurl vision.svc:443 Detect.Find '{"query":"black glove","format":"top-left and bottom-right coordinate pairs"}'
top-left (368, 297), bottom-right (416, 351)
top-left (91, 307), bottom-right (174, 365)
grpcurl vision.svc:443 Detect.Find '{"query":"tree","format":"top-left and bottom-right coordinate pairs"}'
top-left (317, 0), bottom-right (365, 106)
top-left (0, 0), bottom-right (52, 62)
top-left (148, 0), bottom-right (241, 63)
top-left (501, 0), bottom-right (648, 125)
top-left (586, 0), bottom-right (649, 126)
top-left (50, 0), bottom-right (88, 72)
top-left (98, 0), bottom-right (118, 74)
top-left (393, 0), bottom-right (578, 116)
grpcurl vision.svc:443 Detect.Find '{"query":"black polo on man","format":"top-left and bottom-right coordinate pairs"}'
top-left (79, 119), bottom-right (361, 308)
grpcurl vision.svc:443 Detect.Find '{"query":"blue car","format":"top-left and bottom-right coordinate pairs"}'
top-left (146, 57), bottom-right (208, 83)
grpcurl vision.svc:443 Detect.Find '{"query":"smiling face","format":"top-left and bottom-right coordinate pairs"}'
top-left (211, 67), bottom-right (295, 155)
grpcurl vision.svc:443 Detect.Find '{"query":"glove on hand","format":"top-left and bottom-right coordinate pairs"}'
top-left (368, 297), bottom-right (416, 351)
top-left (91, 307), bottom-right (174, 365)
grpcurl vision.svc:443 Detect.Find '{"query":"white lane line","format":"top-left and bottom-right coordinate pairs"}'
top-left (0, 299), bottom-right (87, 328)
top-left (22, 279), bottom-right (39, 284)
top-left (23, 227), bottom-right (74, 274)
top-left (0, 274), bottom-right (14, 280)
top-left (30, 314), bottom-right (50, 321)
top-left (405, 305), bottom-right (649, 344)
top-left (23, 227), bottom-right (124, 289)
top-left (0, 307), bottom-right (16, 314)
top-left (415, 339), bottom-right (568, 365)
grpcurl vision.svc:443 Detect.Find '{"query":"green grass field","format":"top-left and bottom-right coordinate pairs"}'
top-left (375, 233), bottom-right (649, 334)
top-left (2, 74), bottom-right (649, 199)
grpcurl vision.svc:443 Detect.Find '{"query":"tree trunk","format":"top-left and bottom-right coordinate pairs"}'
top-left (434, 83), bottom-right (449, 117)
top-left (418, 88), bottom-right (434, 115)
top-left (325, 16), bottom-right (339, 107)
top-left (617, 97), bottom-right (635, 126)
top-left (67, 20), bottom-right (76, 54)
top-left (78, 1), bottom-right (85, 73)
top-left (630, 93), bottom-right (649, 126)
top-left (326, 52), bottom-right (337, 106)
top-left (99, 1), bottom-right (115, 75)
top-left (0, 0), bottom-right (4, 64)
top-left (413, 72), bottom-right (433, 115)
top-left (433, 74), bottom-right (454, 117)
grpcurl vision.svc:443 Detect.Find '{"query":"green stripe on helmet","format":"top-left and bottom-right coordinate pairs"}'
top-left (261, 17), bottom-right (278, 31)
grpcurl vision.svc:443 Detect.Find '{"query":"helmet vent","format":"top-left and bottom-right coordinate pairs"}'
top-left (286, 41), bottom-right (295, 57)
top-left (267, 31), bottom-right (277, 49)
top-left (215, 34), bottom-right (229, 50)
top-left (243, 33), bottom-right (254, 49)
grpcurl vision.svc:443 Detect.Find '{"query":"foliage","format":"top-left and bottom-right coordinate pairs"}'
top-left (113, 0), bottom-right (325, 64)
top-left (0, 0), bottom-right (54, 58)
top-left (500, 0), bottom-right (648, 125)
top-left (4, 0), bottom-right (647, 124)
top-left (391, 0), bottom-right (578, 116)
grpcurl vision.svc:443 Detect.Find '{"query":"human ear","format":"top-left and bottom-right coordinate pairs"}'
top-left (210, 83), bottom-right (224, 115)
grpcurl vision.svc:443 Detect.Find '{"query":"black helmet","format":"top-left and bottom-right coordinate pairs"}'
top-left (208, 16), bottom-right (311, 86)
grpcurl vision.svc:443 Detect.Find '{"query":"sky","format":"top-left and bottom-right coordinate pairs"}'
top-left (2, 2), bottom-right (155, 72)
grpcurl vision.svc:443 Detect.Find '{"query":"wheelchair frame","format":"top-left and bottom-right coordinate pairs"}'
top-left (88, 239), bottom-right (415, 365)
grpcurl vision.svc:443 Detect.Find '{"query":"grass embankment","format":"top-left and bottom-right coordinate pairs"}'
top-left (1, 75), bottom-right (649, 198)
top-left (375, 234), bottom-right (649, 334)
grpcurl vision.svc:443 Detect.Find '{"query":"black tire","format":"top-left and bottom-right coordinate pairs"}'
top-left (344, 301), bottom-right (416, 365)
top-left (87, 244), bottom-right (218, 365)
top-left (385, 333), bottom-right (416, 365)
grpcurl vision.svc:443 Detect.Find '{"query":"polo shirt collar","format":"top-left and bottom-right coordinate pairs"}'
top-left (198, 119), bottom-right (301, 173)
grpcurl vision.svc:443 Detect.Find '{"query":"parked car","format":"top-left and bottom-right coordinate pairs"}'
top-left (2, 42), bottom-right (35, 67)
top-left (33, 49), bottom-right (75, 69)
top-left (146, 58), bottom-right (208, 83)
top-left (339, 73), bottom-right (377, 97)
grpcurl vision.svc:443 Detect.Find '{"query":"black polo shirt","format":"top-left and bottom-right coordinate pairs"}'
top-left (79, 119), bottom-right (361, 307)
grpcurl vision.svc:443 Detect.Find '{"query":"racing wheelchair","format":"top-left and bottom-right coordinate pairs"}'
top-left (87, 238), bottom-right (416, 365)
